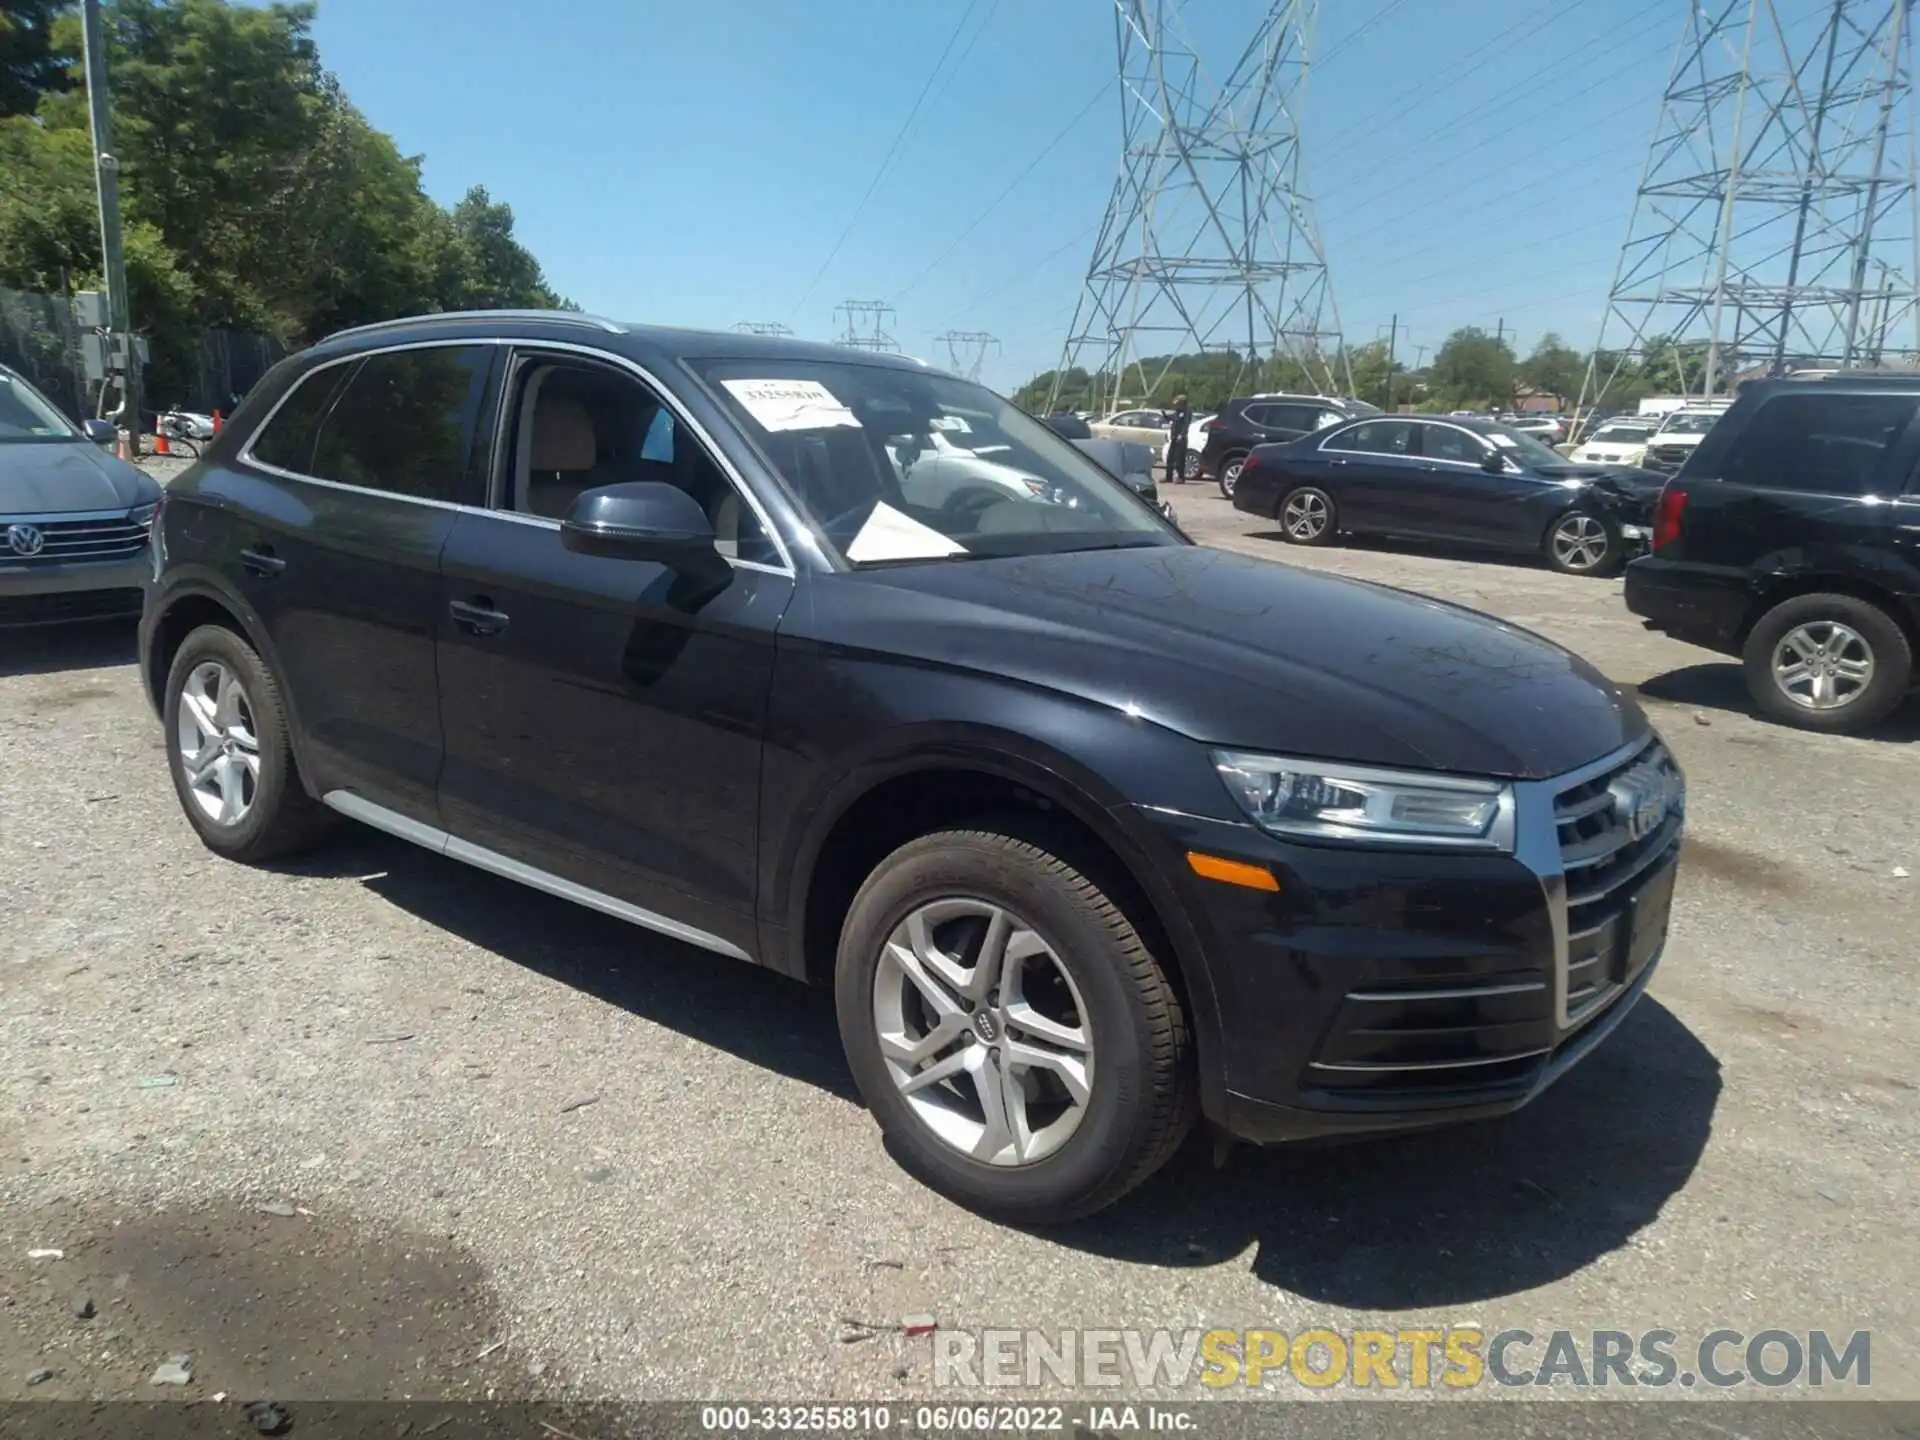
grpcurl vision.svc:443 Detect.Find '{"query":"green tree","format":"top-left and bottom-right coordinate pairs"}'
top-left (1428, 326), bottom-right (1516, 410)
top-left (1518, 331), bottom-right (1583, 406)
top-left (1344, 339), bottom-right (1404, 409)
top-left (447, 185), bottom-right (562, 309)
top-left (0, 0), bottom-right (72, 118)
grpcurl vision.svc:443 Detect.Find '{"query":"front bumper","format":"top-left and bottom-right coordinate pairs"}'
top-left (1139, 734), bottom-right (1684, 1142)
top-left (0, 552), bottom-right (151, 626)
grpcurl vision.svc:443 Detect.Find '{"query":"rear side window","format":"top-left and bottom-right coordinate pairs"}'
top-left (248, 365), bottom-right (350, 474)
top-left (1325, 420), bottom-right (1415, 455)
top-left (309, 346), bottom-right (493, 503)
top-left (1717, 392), bottom-right (1917, 496)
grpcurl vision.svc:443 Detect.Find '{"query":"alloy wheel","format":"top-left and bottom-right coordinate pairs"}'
top-left (176, 660), bottom-right (260, 826)
top-left (872, 898), bottom-right (1093, 1167)
top-left (1283, 491), bottom-right (1329, 541)
top-left (1182, 451), bottom-right (1202, 479)
top-left (1220, 459), bottom-right (1243, 497)
top-left (1551, 514), bottom-right (1610, 571)
top-left (1771, 621), bottom-right (1874, 711)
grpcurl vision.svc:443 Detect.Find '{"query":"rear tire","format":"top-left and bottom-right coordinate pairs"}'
top-left (834, 826), bottom-right (1195, 1224)
top-left (1277, 485), bottom-right (1336, 546)
top-left (163, 624), bottom-right (334, 862)
top-left (1742, 593), bottom-right (1911, 733)
top-left (1218, 454), bottom-right (1248, 500)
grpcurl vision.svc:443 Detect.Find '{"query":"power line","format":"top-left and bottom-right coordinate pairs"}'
top-left (895, 79), bottom-right (1116, 301)
top-left (793, 0), bottom-right (986, 317)
top-left (1314, 0), bottom-right (1415, 67)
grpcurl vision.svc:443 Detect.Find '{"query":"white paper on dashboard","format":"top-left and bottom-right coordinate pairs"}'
top-left (845, 502), bottom-right (968, 562)
top-left (721, 379), bottom-right (861, 433)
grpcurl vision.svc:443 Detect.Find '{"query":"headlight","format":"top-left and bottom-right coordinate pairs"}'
top-left (1210, 750), bottom-right (1514, 850)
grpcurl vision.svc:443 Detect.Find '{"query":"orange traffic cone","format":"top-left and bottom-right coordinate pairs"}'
top-left (154, 429), bottom-right (170, 456)
top-left (212, 410), bottom-right (223, 433)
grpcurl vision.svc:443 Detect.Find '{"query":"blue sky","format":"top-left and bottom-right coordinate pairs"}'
top-left (308, 0), bottom-right (1683, 392)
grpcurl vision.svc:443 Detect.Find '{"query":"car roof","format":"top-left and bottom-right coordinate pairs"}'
top-left (306, 310), bottom-right (947, 376)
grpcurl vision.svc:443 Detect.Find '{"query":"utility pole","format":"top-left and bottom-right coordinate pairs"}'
top-left (734, 322), bottom-right (794, 336)
top-left (1382, 312), bottom-right (1398, 409)
top-left (834, 301), bottom-right (900, 352)
top-left (933, 330), bottom-right (1000, 382)
top-left (80, 0), bottom-right (139, 453)
top-left (1495, 317), bottom-right (1507, 348)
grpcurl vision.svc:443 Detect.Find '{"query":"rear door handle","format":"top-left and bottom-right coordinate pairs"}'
top-left (240, 546), bottom-right (285, 577)
top-left (448, 598), bottom-right (510, 636)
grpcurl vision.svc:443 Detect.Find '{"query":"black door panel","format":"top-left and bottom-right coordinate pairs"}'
top-left (435, 512), bottom-right (792, 956)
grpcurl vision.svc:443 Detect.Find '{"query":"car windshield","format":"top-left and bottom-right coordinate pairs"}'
top-left (689, 359), bottom-right (1181, 566)
top-left (1591, 425), bottom-right (1650, 445)
top-left (0, 371), bottom-right (80, 443)
top-left (1482, 426), bottom-right (1566, 468)
top-left (1660, 412), bottom-right (1718, 434)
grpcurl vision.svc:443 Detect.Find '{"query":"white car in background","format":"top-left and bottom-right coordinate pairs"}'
top-left (1090, 409), bottom-right (1171, 456)
top-left (1642, 407), bottom-right (1726, 474)
top-left (888, 419), bottom-right (1065, 514)
top-left (1572, 420), bottom-right (1656, 468)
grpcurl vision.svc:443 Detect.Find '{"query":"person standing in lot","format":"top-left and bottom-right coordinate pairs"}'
top-left (1166, 393), bottom-right (1191, 484)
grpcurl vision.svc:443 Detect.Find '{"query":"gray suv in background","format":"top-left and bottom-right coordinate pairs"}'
top-left (0, 363), bottom-right (162, 626)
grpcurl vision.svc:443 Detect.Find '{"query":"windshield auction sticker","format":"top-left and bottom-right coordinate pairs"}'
top-left (722, 378), bottom-right (861, 432)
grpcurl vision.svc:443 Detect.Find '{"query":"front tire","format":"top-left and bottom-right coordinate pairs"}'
top-left (1544, 508), bottom-right (1620, 576)
top-left (1278, 485), bottom-right (1336, 545)
top-left (834, 827), bottom-right (1195, 1224)
top-left (163, 624), bottom-right (333, 862)
top-left (1742, 593), bottom-right (1911, 733)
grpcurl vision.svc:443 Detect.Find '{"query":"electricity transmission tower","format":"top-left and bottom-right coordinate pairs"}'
top-left (935, 329), bottom-right (1000, 380)
top-left (734, 321), bottom-right (794, 336)
top-left (1585, 0), bottom-right (1920, 406)
top-left (834, 301), bottom-right (901, 352)
top-left (1048, 0), bottom-right (1350, 415)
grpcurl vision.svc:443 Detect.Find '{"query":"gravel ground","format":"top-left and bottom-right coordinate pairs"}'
top-left (2, 485), bottom-right (1915, 1414)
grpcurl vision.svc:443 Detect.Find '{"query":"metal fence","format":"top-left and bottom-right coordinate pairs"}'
top-left (0, 285), bottom-right (286, 425)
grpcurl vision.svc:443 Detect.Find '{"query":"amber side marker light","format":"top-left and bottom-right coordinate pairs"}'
top-left (1186, 851), bottom-right (1281, 892)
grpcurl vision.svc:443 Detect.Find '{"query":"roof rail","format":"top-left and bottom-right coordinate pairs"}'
top-left (322, 310), bottom-right (626, 343)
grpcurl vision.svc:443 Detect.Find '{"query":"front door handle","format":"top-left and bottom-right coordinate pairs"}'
top-left (240, 546), bottom-right (285, 577)
top-left (448, 598), bottom-right (510, 636)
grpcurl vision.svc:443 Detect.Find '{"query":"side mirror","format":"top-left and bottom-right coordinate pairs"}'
top-left (561, 482), bottom-right (720, 567)
top-left (82, 418), bottom-right (116, 447)
top-left (1480, 449), bottom-right (1508, 474)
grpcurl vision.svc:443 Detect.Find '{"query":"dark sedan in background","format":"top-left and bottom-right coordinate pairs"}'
top-left (1, 362), bottom-right (163, 625)
top-left (1232, 413), bottom-right (1667, 577)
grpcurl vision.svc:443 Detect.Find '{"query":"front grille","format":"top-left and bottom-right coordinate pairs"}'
top-left (1, 514), bottom-right (149, 567)
top-left (1647, 443), bottom-right (1692, 471)
top-left (0, 587), bottom-right (144, 625)
top-left (1553, 739), bottom-right (1684, 1028)
top-left (1301, 738), bottom-right (1684, 1098)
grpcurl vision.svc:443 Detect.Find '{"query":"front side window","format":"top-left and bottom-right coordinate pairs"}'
top-left (308, 346), bottom-right (492, 503)
top-left (690, 360), bottom-right (1179, 566)
top-left (1717, 392), bottom-right (1917, 496)
top-left (1324, 420), bottom-right (1415, 456)
top-left (0, 369), bottom-right (80, 443)
top-left (1419, 424), bottom-right (1489, 465)
top-left (501, 358), bottom-right (778, 565)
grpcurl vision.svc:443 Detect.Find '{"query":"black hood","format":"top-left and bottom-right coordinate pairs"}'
top-left (837, 545), bottom-right (1647, 780)
top-left (0, 439), bottom-right (156, 514)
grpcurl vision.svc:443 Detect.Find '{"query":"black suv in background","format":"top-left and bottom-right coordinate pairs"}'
top-left (141, 312), bottom-right (1682, 1222)
top-left (1626, 374), bottom-right (1920, 732)
top-left (1199, 394), bottom-right (1378, 498)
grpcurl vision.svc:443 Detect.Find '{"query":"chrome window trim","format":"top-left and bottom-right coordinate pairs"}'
top-left (321, 790), bottom-right (753, 962)
top-left (236, 335), bottom-right (797, 577)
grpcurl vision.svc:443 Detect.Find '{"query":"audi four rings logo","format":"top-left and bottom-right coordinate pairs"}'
top-left (6, 523), bottom-right (45, 557)
top-left (1611, 764), bottom-right (1682, 843)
